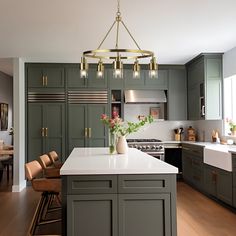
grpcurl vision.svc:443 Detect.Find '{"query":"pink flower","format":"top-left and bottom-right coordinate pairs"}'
top-left (112, 111), bottom-right (119, 118)
top-left (101, 114), bottom-right (107, 120)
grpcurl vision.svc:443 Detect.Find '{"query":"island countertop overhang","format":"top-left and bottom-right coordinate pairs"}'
top-left (60, 147), bottom-right (178, 175)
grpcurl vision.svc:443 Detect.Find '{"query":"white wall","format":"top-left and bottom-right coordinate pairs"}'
top-left (223, 46), bottom-right (236, 78)
top-left (12, 58), bottom-right (26, 192)
top-left (0, 71), bottom-right (13, 145)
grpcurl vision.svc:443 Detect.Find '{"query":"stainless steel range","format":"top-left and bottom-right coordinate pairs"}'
top-left (127, 139), bottom-right (165, 161)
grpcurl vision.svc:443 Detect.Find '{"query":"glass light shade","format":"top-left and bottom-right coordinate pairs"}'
top-left (113, 69), bottom-right (123, 79)
top-left (133, 70), bottom-right (140, 79)
top-left (80, 57), bottom-right (88, 78)
top-left (97, 60), bottom-right (104, 78)
top-left (133, 60), bottom-right (140, 79)
top-left (113, 56), bottom-right (123, 79)
top-left (149, 57), bottom-right (158, 79)
top-left (149, 70), bottom-right (158, 79)
top-left (80, 70), bottom-right (88, 78)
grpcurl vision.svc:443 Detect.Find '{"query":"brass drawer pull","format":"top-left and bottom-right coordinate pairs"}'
top-left (45, 127), bottom-right (48, 137)
top-left (89, 128), bottom-right (92, 138)
top-left (41, 128), bottom-right (44, 137)
top-left (85, 128), bottom-right (88, 138)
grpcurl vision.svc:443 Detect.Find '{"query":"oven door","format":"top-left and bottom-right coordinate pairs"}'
top-left (146, 152), bottom-right (165, 161)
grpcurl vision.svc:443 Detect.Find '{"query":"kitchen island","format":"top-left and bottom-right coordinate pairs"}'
top-left (60, 147), bottom-right (178, 236)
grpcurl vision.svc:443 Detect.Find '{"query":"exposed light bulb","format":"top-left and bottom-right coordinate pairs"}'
top-left (133, 60), bottom-right (140, 79)
top-left (133, 70), bottom-right (140, 79)
top-left (149, 70), bottom-right (158, 79)
top-left (113, 69), bottom-right (123, 79)
top-left (113, 55), bottom-right (123, 78)
top-left (97, 71), bottom-right (104, 78)
top-left (80, 70), bottom-right (88, 78)
top-left (97, 60), bottom-right (104, 78)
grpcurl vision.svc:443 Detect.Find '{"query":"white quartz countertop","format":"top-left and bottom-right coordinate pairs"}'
top-left (60, 148), bottom-right (178, 175)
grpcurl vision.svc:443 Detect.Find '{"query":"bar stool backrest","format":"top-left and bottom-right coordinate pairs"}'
top-left (25, 161), bottom-right (43, 181)
top-left (48, 151), bottom-right (59, 163)
top-left (38, 154), bottom-right (53, 169)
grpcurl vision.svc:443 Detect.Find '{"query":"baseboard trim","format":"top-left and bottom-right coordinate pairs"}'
top-left (12, 181), bottom-right (26, 192)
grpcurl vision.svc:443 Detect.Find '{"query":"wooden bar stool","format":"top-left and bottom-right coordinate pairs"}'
top-left (38, 154), bottom-right (60, 178)
top-left (48, 151), bottom-right (63, 168)
top-left (25, 160), bottom-right (61, 235)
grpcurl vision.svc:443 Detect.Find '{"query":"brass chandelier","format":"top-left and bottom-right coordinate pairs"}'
top-left (81, 0), bottom-right (158, 79)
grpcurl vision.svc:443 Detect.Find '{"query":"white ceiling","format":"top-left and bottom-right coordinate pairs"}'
top-left (0, 0), bottom-right (236, 75)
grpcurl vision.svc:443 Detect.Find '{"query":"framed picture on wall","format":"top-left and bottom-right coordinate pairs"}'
top-left (0, 103), bottom-right (8, 131)
top-left (150, 107), bottom-right (160, 119)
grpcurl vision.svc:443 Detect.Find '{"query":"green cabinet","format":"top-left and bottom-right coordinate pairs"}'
top-left (27, 103), bottom-right (65, 162)
top-left (68, 104), bottom-right (108, 153)
top-left (66, 64), bottom-right (108, 88)
top-left (63, 174), bottom-right (177, 236)
top-left (26, 64), bottom-right (65, 89)
top-left (204, 164), bottom-right (233, 205)
top-left (145, 69), bottom-right (168, 89)
top-left (119, 194), bottom-right (171, 236)
top-left (232, 154), bottom-right (236, 207)
top-left (186, 54), bottom-right (222, 120)
top-left (67, 194), bottom-right (118, 236)
top-left (182, 144), bottom-right (204, 190)
top-left (167, 68), bottom-right (187, 120)
top-left (124, 69), bottom-right (145, 89)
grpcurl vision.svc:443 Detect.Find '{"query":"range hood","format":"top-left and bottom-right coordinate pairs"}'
top-left (125, 90), bottom-right (167, 104)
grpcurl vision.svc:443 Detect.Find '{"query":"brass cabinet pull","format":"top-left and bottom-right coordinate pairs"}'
top-left (45, 76), bottom-right (48, 86)
top-left (45, 127), bottom-right (48, 137)
top-left (85, 128), bottom-right (88, 138)
top-left (89, 128), bottom-right (92, 138)
top-left (42, 76), bottom-right (45, 86)
top-left (41, 128), bottom-right (44, 137)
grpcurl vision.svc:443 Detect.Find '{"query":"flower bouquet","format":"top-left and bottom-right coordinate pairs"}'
top-left (101, 112), bottom-right (154, 154)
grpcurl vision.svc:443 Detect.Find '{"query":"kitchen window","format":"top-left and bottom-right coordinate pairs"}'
top-left (224, 75), bottom-right (236, 135)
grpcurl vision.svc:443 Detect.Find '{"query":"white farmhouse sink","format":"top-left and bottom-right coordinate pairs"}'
top-left (204, 145), bottom-right (232, 172)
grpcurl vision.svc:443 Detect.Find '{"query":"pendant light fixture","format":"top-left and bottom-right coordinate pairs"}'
top-left (81, 0), bottom-right (158, 79)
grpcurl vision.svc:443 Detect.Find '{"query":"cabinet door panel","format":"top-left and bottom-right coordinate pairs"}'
top-left (87, 67), bottom-right (108, 88)
top-left (124, 69), bottom-right (145, 89)
top-left (27, 67), bottom-right (44, 88)
top-left (67, 194), bottom-right (117, 236)
top-left (188, 85), bottom-right (200, 120)
top-left (27, 104), bottom-right (44, 161)
top-left (145, 69), bottom-right (168, 89)
top-left (67, 66), bottom-right (86, 88)
top-left (204, 164), bottom-right (217, 197)
top-left (217, 169), bottom-right (232, 205)
top-left (44, 103), bottom-right (65, 160)
top-left (44, 67), bottom-right (64, 88)
top-left (68, 104), bottom-right (86, 152)
top-left (119, 194), bottom-right (171, 236)
top-left (168, 69), bottom-right (187, 120)
top-left (87, 104), bottom-right (107, 147)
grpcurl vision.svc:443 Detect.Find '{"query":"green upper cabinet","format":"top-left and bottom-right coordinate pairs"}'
top-left (124, 69), bottom-right (145, 89)
top-left (66, 64), bottom-right (108, 89)
top-left (26, 64), bottom-right (65, 89)
top-left (168, 68), bottom-right (187, 120)
top-left (144, 69), bottom-right (168, 89)
top-left (106, 68), bottom-right (124, 89)
top-left (186, 53), bottom-right (222, 120)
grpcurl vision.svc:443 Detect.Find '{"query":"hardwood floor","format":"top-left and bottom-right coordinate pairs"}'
top-left (0, 177), bottom-right (236, 236)
top-left (177, 181), bottom-right (236, 236)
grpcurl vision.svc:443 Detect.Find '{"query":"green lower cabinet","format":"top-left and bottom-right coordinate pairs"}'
top-left (68, 104), bottom-right (108, 154)
top-left (182, 152), bottom-right (193, 184)
top-left (63, 174), bottom-right (177, 236)
top-left (233, 188), bottom-right (236, 208)
top-left (119, 194), bottom-right (171, 236)
top-left (204, 164), bottom-right (233, 205)
top-left (27, 103), bottom-right (65, 162)
top-left (67, 194), bottom-right (118, 236)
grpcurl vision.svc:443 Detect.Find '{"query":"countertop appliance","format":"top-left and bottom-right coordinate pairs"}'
top-left (127, 139), bottom-right (164, 161)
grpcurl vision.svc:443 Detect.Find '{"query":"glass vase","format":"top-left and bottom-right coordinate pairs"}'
top-left (109, 132), bottom-right (117, 154)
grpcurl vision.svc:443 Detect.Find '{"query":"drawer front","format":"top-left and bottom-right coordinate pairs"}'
top-left (118, 174), bottom-right (174, 193)
top-left (182, 144), bottom-right (203, 159)
top-left (67, 175), bottom-right (117, 194)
